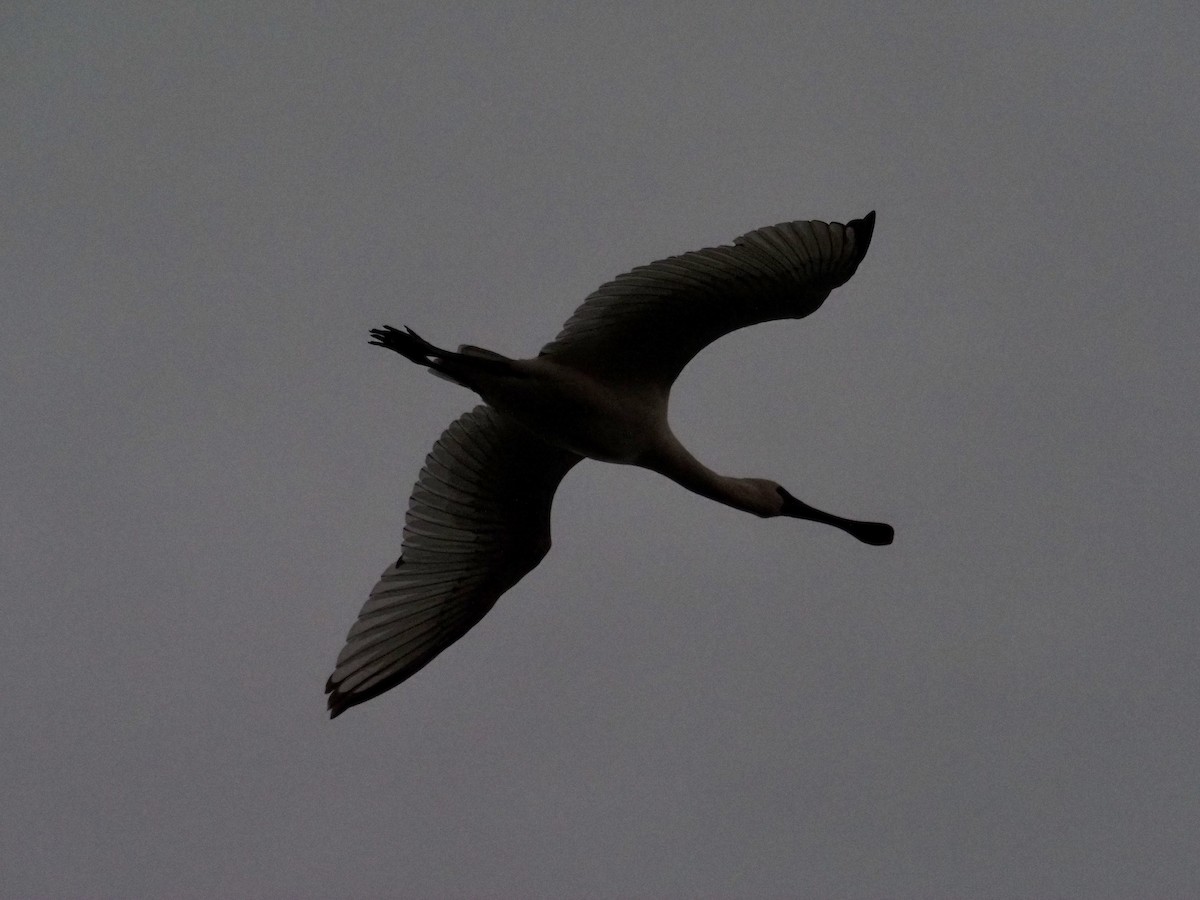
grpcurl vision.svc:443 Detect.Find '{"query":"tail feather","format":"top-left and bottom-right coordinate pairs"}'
top-left (457, 344), bottom-right (510, 362)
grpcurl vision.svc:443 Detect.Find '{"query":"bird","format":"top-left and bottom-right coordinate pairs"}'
top-left (326, 211), bottom-right (892, 717)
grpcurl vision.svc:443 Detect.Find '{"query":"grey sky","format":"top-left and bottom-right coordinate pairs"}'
top-left (4, 4), bottom-right (1198, 897)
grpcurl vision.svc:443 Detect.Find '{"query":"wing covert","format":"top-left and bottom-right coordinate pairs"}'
top-left (538, 212), bottom-right (875, 386)
top-left (326, 405), bottom-right (581, 717)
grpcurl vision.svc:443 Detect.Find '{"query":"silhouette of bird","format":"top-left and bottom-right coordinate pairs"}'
top-left (326, 212), bottom-right (891, 717)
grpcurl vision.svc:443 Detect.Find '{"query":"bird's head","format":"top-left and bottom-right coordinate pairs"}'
top-left (733, 478), bottom-right (790, 517)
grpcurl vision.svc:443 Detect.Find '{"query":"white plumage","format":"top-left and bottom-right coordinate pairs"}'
top-left (327, 212), bottom-right (891, 717)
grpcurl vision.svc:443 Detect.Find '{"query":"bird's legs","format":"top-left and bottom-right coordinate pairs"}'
top-left (369, 325), bottom-right (517, 389)
top-left (369, 325), bottom-right (446, 367)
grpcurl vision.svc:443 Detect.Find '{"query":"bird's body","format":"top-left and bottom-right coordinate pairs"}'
top-left (326, 212), bottom-right (892, 717)
top-left (476, 354), bottom-right (664, 464)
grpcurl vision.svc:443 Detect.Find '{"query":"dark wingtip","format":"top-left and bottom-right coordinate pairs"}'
top-left (325, 674), bottom-right (348, 719)
top-left (326, 689), bottom-right (349, 719)
top-left (848, 210), bottom-right (876, 266)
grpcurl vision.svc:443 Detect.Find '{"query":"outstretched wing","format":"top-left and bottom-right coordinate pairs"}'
top-left (326, 405), bottom-right (582, 717)
top-left (538, 212), bottom-right (876, 387)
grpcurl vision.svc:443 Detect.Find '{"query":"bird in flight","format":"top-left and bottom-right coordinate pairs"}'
top-left (326, 212), bottom-right (892, 717)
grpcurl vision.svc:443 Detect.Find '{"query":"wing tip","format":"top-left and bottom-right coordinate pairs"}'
top-left (325, 677), bottom-right (350, 718)
top-left (325, 668), bottom-right (397, 719)
top-left (848, 210), bottom-right (876, 266)
top-left (326, 672), bottom-right (375, 719)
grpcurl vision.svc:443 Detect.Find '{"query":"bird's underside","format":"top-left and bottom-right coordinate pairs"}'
top-left (326, 212), bottom-right (889, 717)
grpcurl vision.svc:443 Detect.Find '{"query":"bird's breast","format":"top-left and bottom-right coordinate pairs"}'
top-left (475, 360), bottom-right (664, 464)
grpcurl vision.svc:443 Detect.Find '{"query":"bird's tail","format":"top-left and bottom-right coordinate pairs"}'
top-left (368, 325), bottom-right (516, 388)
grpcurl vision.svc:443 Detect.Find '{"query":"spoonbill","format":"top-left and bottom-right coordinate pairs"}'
top-left (326, 211), bottom-right (891, 717)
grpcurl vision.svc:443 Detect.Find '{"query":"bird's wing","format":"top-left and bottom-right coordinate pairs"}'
top-left (538, 212), bottom-right (875, 388)
top-left (326, 404), bottom-right (582, 717)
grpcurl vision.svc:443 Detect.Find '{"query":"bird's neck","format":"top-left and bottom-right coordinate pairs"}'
top-left (637, 431), bottom-right (770, 517)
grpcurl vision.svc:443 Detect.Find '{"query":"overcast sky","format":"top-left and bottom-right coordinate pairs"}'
top-left (4, 4), bottom-right (1199, 897)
